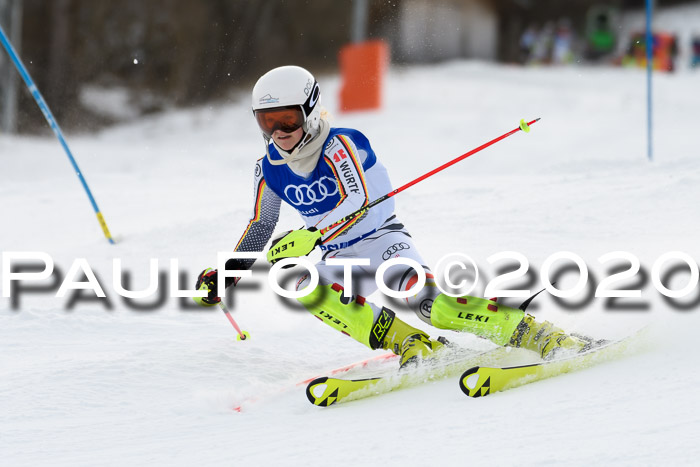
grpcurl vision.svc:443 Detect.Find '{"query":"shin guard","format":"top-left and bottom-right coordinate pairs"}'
top-left (297, 283), bottom-right (393, 350)
top-left (430, 294), bottom-right (523, 345)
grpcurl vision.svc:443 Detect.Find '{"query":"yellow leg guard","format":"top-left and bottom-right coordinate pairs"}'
top-left (430, 294), bottom-right (524, 346)
top-left (297, 283), bottom-right (387, 349)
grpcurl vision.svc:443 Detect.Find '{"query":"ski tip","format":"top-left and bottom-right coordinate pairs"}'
top-left (306, 377), bottom-right (331, 406)
top-left (459, 366), bottom-right (491, 398)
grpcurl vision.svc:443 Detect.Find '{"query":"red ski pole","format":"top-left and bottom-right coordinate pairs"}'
top-left (218, 301), bottom-right (250, 341)
top-left (320, 118), bottom-right (540, 235)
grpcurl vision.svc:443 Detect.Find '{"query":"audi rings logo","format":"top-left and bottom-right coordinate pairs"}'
top-left (284, 176), bottom-right (338, 206)
top-left (382, 242), bottom-right (410, 260)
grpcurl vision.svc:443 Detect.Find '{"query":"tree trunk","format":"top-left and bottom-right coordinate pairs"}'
top-left (0, 0), bottom-right (22, 133)
top-left (47, 0), bottom-right (72, 119)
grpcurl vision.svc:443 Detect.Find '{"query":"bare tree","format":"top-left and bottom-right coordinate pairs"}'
top-left (0, 0), bottom-right (22, 133)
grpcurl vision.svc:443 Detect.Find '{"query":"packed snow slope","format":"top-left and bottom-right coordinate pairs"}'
top-left (1, 62), bottom-right (699, 466)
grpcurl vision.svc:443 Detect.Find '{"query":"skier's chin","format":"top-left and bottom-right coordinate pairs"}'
top-left (273, 128), bottom-right (303, 151)
top-left (275, 138), bottom-right (295, 151)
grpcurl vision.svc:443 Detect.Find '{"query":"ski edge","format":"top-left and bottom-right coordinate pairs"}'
top-left (305, 346), bottom-right (514, 407)
top-left (459, 327), bottom-right (648, 398)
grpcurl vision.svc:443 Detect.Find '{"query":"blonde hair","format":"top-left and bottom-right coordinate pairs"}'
top-left (320, 107), bottom-right (332, 122)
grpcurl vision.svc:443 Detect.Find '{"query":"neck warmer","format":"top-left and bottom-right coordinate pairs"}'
top-left (266, 118), bottom-right (331, 174)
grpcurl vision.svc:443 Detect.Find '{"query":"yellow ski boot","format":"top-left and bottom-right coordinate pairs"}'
top-left (377, 310), bottom-right (445, 368)
top-left (509, 314), bottom-right (590, 360)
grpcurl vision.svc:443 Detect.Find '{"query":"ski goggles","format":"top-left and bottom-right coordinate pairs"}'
top-left (254, 106), bottom-right (305, 138)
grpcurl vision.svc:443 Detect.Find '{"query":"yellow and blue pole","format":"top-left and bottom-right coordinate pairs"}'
top-left (0, 24), bottom-right (115, 244)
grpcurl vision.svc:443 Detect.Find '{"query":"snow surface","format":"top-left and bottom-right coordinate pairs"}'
top-left (1, 62), bottom-right (699, 466)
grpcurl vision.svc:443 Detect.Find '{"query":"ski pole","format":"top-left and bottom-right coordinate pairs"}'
top-left (218, 301), bottom-right (250, 341)
top-left (0, 25), bottom-right (116, 244)
top-left (320, 118), bottom-right (540, 236)
top-left (296, 352), bottom-right (397, 385)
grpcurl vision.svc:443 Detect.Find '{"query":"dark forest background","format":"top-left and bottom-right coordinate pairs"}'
top-left (3, 0), bottom-right (692, 132)
top-left (13, 0), bottom-right (402, 131)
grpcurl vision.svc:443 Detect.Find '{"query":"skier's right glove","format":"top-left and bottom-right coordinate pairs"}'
top-left (194, 267), bottom-right (221, 306)
top-left (266, 227), bottom-right (323, 265)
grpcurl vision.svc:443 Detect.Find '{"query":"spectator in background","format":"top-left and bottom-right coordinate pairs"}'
top-left (552, 18), bottom-right (575, 65)
top-left (692, 36), bottom-right (700, 68)
top-left (622, 32), bottom-right (678, 73)
top-left (519, 24), bottom-right (538, 64)
top-left (530, 21), bottom-right (555, 65)
top-left (587, 12), bottom-right (615, 61)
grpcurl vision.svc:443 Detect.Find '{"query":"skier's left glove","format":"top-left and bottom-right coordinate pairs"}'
top-left (266, 227), bottom-right (323, 265)
top-left (194, 268), bottom-right (221, 306)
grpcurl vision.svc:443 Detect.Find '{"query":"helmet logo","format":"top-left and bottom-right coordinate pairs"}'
top-left (308, 83), bottom-right (320, 108)
top-left (304, 79), bottom-right (313, 96)
top-left (259, 93), bottom-right (279, 105)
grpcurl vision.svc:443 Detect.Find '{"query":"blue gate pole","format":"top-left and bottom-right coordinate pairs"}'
top-left (0, 24), bottom-right (116, 244)
top-left (646, 0), bottom-right (653, 162)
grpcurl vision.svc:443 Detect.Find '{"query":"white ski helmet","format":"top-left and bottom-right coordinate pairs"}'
top-left (251, 66), bottom-right (322, 149)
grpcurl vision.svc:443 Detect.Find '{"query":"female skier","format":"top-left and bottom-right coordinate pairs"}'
top-left (195, 65), bottom-right (589, 367)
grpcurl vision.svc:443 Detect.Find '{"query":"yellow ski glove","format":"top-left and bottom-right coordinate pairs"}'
top-left (266, 228), bottom-right (323, 264)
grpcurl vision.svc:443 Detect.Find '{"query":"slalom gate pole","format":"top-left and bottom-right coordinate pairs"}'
top-left (319, 118), bottom-right (540, 236)
top-left (0, 25), bottom-right (116, 244)
top-left (218, 301), bottom-right (250, 341)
